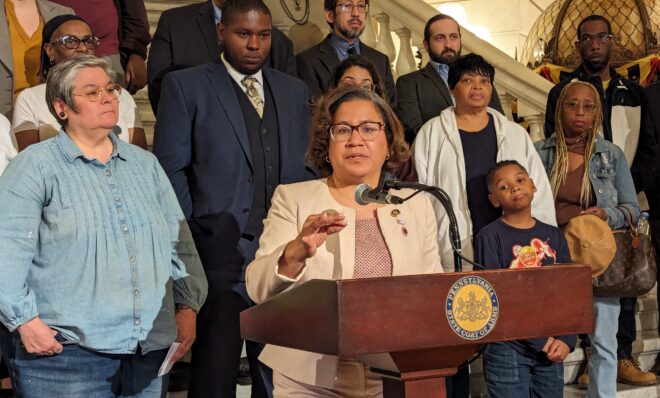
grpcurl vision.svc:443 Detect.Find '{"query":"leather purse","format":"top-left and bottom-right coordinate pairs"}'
top-left (593, 206), bottom-right (657, 297)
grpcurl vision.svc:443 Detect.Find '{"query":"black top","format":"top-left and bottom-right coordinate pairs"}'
top-left (459, 114), bottom-right (501, 236)
top-left (231, 78), bottom-right (281, 238)
top-left (474, 218), bottom-right (576, 359)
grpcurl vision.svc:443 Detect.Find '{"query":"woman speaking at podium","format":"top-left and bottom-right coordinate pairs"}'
top-left (246, 87), bottom-right (443, 397)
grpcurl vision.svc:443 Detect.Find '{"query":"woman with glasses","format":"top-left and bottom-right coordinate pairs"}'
top-left (535, 81), bottom-right (640, 398)
top-left (11, 15), bottom-right (146, 150)
top-left (0, 54), bottom-right (208, 397)
top-left (329, 56), bottom-right (385, 99)
top-left (245, 87), bottom-right (442, 397)
top-left (0, 0), bottom-right (72, 119)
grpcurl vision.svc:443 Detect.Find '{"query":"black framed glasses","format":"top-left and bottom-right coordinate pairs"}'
top-left (576, 33), bottom-right (613, 47)
top-left (328, 121), bottom-right (384, 142)
top-left (51, 35), bottom-right (101, 50)
top-left (336, 2), bottom-right (368, 14)
top-left (73, 84), bottom-right (122, 102)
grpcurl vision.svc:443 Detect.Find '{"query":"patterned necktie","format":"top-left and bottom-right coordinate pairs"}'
top-left (241, 76), bottom-right (264, 118)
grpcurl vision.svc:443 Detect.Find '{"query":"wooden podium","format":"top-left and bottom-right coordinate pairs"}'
top-left (241, 265), bottom-right (594, 397)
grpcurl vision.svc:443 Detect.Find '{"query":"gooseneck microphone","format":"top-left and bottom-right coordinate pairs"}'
top-left (354, 172), bottom-right (404, 205)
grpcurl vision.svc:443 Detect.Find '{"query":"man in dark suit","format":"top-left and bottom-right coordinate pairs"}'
top-left (153, 1), bottom-right (315, 396)
top-left (147, 0), bottom-right (297, 114)
top-left (295, 0), bottom-right (396, 105)
top-left (395, 14), bottom-right (503, 144)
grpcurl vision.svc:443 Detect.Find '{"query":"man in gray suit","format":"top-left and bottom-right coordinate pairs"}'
top-left (0, 0), bottom-right (73, 119)
top-left (395, 14), bottom-right (503, 144)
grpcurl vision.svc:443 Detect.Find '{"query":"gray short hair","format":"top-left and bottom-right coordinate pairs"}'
top-left (46, 55), bottom-right (117, 126)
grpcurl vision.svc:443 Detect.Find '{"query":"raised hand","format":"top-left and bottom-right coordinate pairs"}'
top-left (278, 211), bottom-right (347, 278)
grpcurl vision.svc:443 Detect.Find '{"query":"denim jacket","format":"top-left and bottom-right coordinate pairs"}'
top-left (535, 136), bottom-right (640, 229)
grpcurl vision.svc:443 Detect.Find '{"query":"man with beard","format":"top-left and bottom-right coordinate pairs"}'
top-left (396, 14), bottom-right (503, 144)
top-left (153, 1), bottom-right (316, 396)
top-left (296, 0), bottom-right (396, 105)
top-left (545, 14), bottom-right (658, 390)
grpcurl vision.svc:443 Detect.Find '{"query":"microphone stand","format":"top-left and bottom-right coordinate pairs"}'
top-left (384, 179), bottom-right (485, 272)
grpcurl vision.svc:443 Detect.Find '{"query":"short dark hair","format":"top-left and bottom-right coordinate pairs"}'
top-left (486, 160), bottom-right (528, 192)
top-left (423, 14), bottom-right (460, 43)
top-left (577, 15), bottom-right (612, 39)
top-left (307, 87), bottom-right (409, 176)
top-left (220, 0), bottom-right (271, 27)
top-left (447, 53), bottom-right (495, 90)
top-left (329, 56), bottom-right (385, 99)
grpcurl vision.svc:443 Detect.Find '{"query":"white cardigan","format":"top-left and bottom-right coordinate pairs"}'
top-left (412, 107), bottom-right (556, 271)
top-left (246, 178), bottom-right (442, 388)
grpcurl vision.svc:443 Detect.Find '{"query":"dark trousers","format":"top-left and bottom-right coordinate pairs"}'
top-left (188, 274), bottom-right (272, 398)
top-left (445, 365), bottom-right (470, 398)
top-left (652, 219), bottom-right (660, 333)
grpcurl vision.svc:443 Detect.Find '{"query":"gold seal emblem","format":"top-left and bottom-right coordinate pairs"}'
top-left (446, 276), bottom-right (499, 340)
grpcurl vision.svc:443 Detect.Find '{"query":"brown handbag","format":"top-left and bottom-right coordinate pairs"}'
top-left (593, 206), bottom-right (657, 297)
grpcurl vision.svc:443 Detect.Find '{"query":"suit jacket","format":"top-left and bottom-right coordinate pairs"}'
top-left (295, 34), bottom-right (396, 106)
top-left (395, 62), bottom-right (504, 143)
top-left (246, 178), bottom-right (442, 388)
top-left (152, 61), bottom-right (315, 281)
top-left (0, 0), bottom-right (73, 119)
top-left (147, 0), bottom-right (296, 114)
top-left (114, 0), bottom-right (150, 60)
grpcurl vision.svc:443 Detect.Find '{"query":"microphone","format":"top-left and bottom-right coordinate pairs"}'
top-left (354, 172), bottom-right (404, 205)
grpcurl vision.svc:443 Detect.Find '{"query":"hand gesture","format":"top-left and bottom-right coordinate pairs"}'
top-left (17, 317), bottom-right (62, 356)
top-left (279, 211), bottom-right (347, 278)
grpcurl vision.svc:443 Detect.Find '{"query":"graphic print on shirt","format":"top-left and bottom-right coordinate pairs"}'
top-left (509, 238), bottom-right (557, 269)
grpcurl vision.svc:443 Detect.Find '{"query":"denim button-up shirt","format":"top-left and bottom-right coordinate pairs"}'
top-left (535, 136), bottom-right (640, 229)
top-left (0, 131), bottom-right (208, 354)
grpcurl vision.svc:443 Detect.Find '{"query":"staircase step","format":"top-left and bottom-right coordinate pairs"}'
top-left (564, 383), bottom-right (660, 397)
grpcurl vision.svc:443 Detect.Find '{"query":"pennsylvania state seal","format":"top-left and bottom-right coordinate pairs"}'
top-left (446, 276), bottom-right (499, 340)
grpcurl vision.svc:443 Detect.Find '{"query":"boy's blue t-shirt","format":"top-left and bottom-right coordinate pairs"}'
top-left (474, 218), bottom-right (577, 359)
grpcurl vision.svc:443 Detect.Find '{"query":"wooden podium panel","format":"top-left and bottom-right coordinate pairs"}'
top-left (241, 264), bottom-right (594, 397)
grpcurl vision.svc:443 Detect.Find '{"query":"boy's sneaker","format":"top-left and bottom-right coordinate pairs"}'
top-left (617, 359), bottom-right (656, 386)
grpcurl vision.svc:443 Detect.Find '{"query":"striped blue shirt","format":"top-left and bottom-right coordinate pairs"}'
top-left (0, 131), bottom-right (207, 354)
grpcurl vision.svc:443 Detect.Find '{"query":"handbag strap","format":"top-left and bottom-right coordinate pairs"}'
top-left (617, 205), bottom-right (640, 248)
top-left (617, 205), bottom-right (637, 230)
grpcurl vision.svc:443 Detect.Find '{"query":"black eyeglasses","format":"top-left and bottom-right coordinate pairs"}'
top-left (328, 121), bottom-right (384, 142)
top-left (51, 35), bottom-right (101, 50)
top-left (576, 33), bottom-right (612, 47)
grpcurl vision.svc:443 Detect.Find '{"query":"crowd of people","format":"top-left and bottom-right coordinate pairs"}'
top-left (0, 0), bottom-right (658, 398)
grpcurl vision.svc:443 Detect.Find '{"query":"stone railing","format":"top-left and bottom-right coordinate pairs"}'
top-left (141, 0), bottom-right (553, 144)
top-left (365, 0), bottom-right (552, 141)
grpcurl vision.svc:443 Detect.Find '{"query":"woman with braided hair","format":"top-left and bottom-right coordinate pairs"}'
top-left (535, 80), bottom-right (640, 398)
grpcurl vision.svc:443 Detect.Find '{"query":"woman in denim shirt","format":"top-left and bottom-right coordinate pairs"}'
top-left (0, 55), bottom-right (207, 397)
top-left (535, 80), bottom-right (640, 398)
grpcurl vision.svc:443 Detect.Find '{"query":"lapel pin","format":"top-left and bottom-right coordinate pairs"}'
top-left (391, 209), bottom-right (400, 217)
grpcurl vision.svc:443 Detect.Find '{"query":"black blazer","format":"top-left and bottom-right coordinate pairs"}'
top-left (153, 61), bottom-right (315, 280)
top-left (147, 0), bottom-right (296, 114)
top-left (295, 34), bottom-right (396, 106)
top-left (395, 62), bottom-right (504, 143)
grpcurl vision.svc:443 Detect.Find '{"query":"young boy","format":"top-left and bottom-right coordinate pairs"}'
top-left (474, 160), bottom-right (576, 398)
